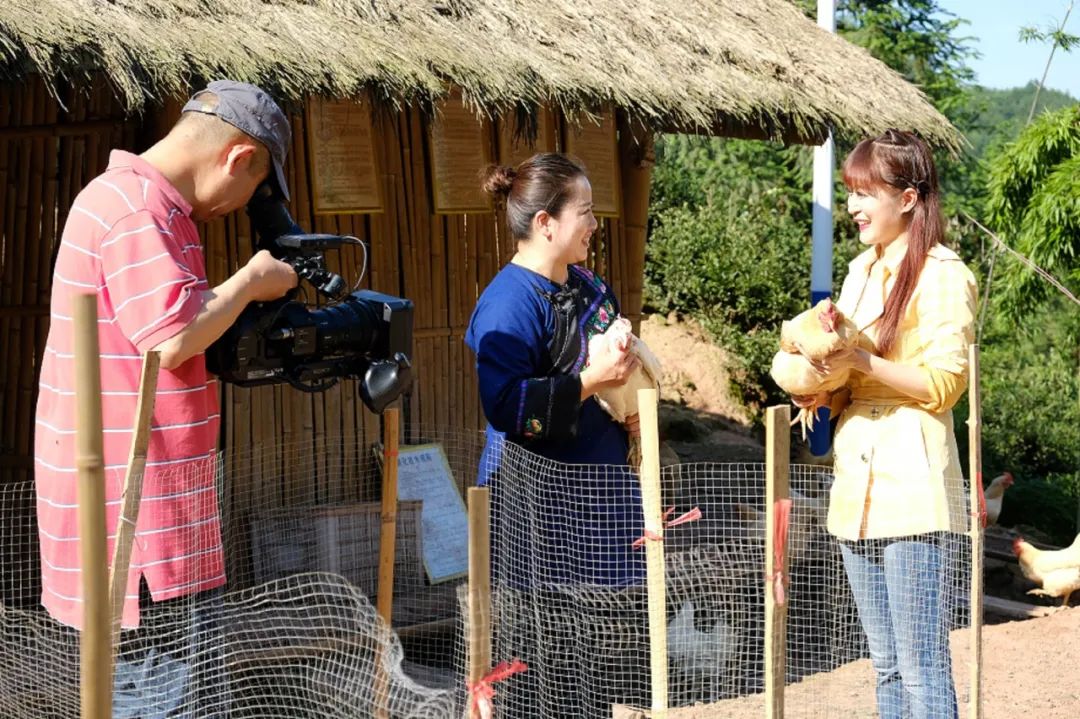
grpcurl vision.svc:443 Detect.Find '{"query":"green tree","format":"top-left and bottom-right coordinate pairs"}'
top-left (985, 104), bottom-right (1080, 317)
top-left (963, 83), bottom-right (1076, 158)
top-left (832, 0), bottom-right (977, 122)
top-left (1019, 1), bottom-right (1079, 125)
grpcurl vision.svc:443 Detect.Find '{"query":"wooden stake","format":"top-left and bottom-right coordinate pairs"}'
top-left (73, 293), bottom-right (111, 719)
top-left (967, 344), bottom-right (983, 719)
top-left (467, 486), bottom-right (492, 719)
top-left (376, 406), bottom-right (400, 622)
top-left (637, 388), bottom-right (668, 719)
top-left (108, 350), bottom-right (160, 650)
top-left (765, 405), bottom-right (791, 719)
top-left (374, 406), bottom-right (401, 719)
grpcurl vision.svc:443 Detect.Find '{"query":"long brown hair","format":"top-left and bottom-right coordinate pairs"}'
top-left (842, 129), bottom-right (945, 356)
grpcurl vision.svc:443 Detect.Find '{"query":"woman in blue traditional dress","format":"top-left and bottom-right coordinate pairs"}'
top-left (464, 154), bottom-right (648, 717)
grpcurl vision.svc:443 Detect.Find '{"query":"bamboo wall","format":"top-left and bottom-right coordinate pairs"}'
top-left (0, 76), bottom-right (137, 486)
top-left (0, 75), bottom-right (650, 507)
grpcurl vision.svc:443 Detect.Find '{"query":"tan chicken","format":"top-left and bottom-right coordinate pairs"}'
top-left (779, 298), bottom-right (859, 359)
top-left (984, 472), bottom-right (1013, 526)
top-left (588, 316), bottom-right (663, 465)
top-left (770, 299), bottom-right (860, 438)
top-left (1013, 533), bottom-right (1080, 609)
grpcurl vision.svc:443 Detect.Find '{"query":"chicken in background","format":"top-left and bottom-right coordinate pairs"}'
top-left (1013, 533), bottom-right (1080, 610)
top-left (769, 299), bottom-right (861, 438)
top-left (667, 599), bottom-right (735, 701)
top-left (984, 471), bottom-right (1014, 526)
top-left (588, 316), bottom-right (663, 464)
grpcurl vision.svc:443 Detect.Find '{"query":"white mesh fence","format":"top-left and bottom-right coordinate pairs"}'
top-left (0, 422), bottom-right (977, 718)
top-left (483, 438), bottom-right (976, 719)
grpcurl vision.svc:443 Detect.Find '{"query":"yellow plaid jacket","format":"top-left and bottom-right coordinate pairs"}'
top-left (826, 242), bottom-right (977, 541)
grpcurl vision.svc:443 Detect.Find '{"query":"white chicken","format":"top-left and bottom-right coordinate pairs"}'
top-left (983, 471), bottom-right (1013, 526)
top-left (1013, 533), bottom-right (1080, 610)
top-left (588, 316), bottom-right (663, 464)
top-left (667, 598), bottom-right (735, 698)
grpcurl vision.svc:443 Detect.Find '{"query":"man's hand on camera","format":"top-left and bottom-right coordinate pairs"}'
top-left (243, 250), bottom-right (298, 302)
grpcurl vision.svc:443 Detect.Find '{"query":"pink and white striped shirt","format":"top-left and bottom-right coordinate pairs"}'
top-left (35, 150), bottom-right (224, 629)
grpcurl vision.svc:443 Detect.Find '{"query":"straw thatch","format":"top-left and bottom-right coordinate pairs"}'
top-left (0, 0), bottom-right (960, 147)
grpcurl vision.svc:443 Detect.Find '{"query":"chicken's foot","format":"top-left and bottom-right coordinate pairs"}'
top-left (790, 407), bottom-right (816, 441)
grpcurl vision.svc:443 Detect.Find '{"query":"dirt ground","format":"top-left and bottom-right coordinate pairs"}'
top-left (641, 314), bottom-right (768, 465)
top-left (615, 608), bottom-right (1080, 718)
top-left (634, 314), bottom-right (1080, 719)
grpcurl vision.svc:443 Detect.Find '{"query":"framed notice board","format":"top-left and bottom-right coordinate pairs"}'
top-left (497, 109), bottom-right (557, 167)
top-left (429, 92), bottom-right (493, 214)
top-left (305, 95), bottom-right (383, 214)
top-left (394, 443), bottom-right (469, 584)
top-left (564, 109), bottom-right (621, 217)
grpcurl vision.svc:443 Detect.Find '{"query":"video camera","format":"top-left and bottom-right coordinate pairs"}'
top-left (206, 182), bottom-right (414, 414)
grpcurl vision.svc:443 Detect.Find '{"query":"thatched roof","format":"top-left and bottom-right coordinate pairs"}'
top-left (0, 0), bottom-right (960, 148)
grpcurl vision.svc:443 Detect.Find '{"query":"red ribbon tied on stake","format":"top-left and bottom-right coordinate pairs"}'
top-left (467, 659), bottom-right (528, 719)
top-left (632, 506), bottom-right (702, 549)
top-left (974, 471), bottom-right (988, 528)
top-left (768, 498), bottom-right (792, 606)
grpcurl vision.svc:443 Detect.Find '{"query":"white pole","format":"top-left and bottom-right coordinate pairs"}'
top-left (811, 0), bottom-right (836, 305)
top-left (809, 0), bottom-right (837, 457)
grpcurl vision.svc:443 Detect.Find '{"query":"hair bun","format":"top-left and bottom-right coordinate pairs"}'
top-left (481, 164), bottom-right (517, 198)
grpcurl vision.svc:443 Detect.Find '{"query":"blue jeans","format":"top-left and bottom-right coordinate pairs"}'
top-left (113, 584), bottom-right (226, 719)
top-left (840, 536), bottom-right (958, 719)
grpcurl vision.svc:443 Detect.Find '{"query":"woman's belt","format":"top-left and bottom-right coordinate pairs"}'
top-left (847, 395), bottom-right (913, 418)
top-left (848, 396), bottom-right (910, 406)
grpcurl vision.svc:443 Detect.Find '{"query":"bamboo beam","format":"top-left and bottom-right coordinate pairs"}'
top-left (109, 351), bottom-right (160, 650)
top-left (616, 113), bottom-right (653, 333)
top-left (967, 344), bottom-right (983, 719)
top-left (765, 404), bottom-right (791, 719)
top-left (73, 293), bottom-right (111, 719)
top-left (467, 486), bottom-right (492, 719)
top-left (638, 387), bottom-right (668, 719)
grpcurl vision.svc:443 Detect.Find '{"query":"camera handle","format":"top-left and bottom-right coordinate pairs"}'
top-left (288, 254), bottom-right (347, 300)
top-left (274, 234), bottom-right (364, 301)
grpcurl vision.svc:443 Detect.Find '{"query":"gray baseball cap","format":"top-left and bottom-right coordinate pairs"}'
top-left (182, 80), bottom-right (292, 200)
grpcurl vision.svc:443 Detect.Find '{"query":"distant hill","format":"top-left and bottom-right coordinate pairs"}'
top-left (961, 82), bottom-right (1077, 158)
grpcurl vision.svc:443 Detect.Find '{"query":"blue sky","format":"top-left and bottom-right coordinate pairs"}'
top-left (937, 0), bottom-right (1079, 97)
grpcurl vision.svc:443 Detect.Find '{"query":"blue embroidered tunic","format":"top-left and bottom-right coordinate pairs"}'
top-left (465, 263), bottom-right (645, 587)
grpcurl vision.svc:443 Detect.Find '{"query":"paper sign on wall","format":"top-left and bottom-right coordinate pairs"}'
top-left (306, 95), bottom-right (383, 214)
top-left (564, 109), bottom-right (621, 217)
top-left (395, 443), bottom-right (469, 583)
top-left (429, 92), bottom-right (493, 213)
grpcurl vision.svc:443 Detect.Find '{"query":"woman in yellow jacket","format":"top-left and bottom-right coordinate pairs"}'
top-left (796, 129), bottom-right (976, 719)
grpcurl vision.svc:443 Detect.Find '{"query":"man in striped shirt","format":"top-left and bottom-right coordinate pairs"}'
top-left (35, 80), bottom-right (297, 715)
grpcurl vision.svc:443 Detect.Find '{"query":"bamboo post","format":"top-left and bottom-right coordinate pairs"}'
top-left (637, 388), bottom-right (668, 719)
top-left (73, 293), bottom-right (111, 719)
top-left (467, 486), bottom-right (492, 719)
top-left (765, 405), bottom-right (791, 719)
top-left (108, 351), bottom-right (160, 650)
top-left (373, 406), bottom-right (400, 719)
top-left (967, 344), bottom-right (983, 719)
top-left (616, 112), bottom-right (654, 329)
top-left (376, 406), bottom-right (400, 623)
